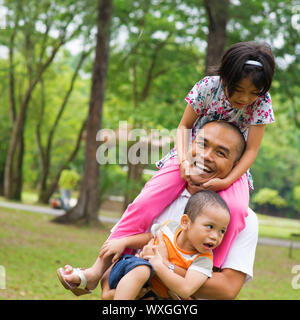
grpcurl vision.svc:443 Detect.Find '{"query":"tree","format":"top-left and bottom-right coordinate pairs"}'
top-left (36, 49), bottom-right (91, 204)
top-left (103, 0), bottom-right (204, 209)
top-left (1, 0), bottom-right (92, 200)
top-left (203, 0), bottom-right (229, 74)
top-left (54, 0), bottom-right (113, 224)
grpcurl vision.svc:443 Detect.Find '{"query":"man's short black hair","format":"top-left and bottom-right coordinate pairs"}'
top-left (184, 190), bottom-right (230, 222)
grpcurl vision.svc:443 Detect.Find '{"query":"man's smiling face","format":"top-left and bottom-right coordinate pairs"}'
top-left (186, 122), bottom-right (242, 186)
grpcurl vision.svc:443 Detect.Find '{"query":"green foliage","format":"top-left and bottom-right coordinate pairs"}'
top-left (58, 169), bottom-right (80, 190)
top-left (0, 0), bottom-right (299, 216)
top-left (253, 188), bottom-right (287, 209)
top-left (293, 186), bottom-right (300, 210)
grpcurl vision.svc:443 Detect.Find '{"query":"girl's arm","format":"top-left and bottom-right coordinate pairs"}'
top-left (203, 124), bottom-right (266, 191)
top-left (145, 247), bottom-right (208, 299)
top-left (176, 104), bottom-right (199, 179)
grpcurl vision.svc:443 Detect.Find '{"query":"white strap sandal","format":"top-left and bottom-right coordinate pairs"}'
top-left (56, 267), bottom-right (92, 296)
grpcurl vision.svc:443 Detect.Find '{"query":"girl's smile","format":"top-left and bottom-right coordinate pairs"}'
top-left (225, 77), bottom-right (261, 110)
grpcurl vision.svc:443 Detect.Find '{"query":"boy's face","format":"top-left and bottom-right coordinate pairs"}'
top-left (186, 122), bottom-right (241, 187)
top-left (182, 205), bottom-right (230, 254)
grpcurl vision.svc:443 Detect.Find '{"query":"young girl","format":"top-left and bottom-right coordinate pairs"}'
top-left (57, 41), bottom-right (275, 295)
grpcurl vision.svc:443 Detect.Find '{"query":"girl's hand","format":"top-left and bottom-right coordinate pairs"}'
top-left (99, 239), bottom-right (126, 262)
top-left (179, 159), bottom-right (191, 181)
top-left (202, 178), bottom-right (230, 192)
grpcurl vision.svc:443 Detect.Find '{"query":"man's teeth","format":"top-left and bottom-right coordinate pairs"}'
top-left (194, 162), bottom-right (212, 173)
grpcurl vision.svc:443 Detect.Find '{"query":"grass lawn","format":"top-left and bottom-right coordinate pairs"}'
top-left (0, 207), bottom-right (299, 300)
top-left (257, 213), bottom-right (300, 241)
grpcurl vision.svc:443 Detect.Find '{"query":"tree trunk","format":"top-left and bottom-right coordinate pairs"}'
top-left (4, 103), bottom-right (27, 200)
top-left (53, 0), bottom-right (112, 225)
top-left (204, 0), bottom-right (229, 74)
top-left (123, 162), bottom-right (146, 211)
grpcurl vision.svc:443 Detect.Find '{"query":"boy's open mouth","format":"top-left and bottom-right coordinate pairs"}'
top-left (203, 242), bottom-right (215, 250)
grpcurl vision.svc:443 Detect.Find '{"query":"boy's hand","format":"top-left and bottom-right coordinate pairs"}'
top-left (202, 178), bottom-right (230, 191)
top-left (99, 239), bottom-right (126, 262)
top-left (144, 246), bottom-right (164, 271)
top-left (137, 239), bottom-right (155, 259)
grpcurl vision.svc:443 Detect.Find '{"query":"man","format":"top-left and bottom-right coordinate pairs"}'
top-left (101, 120), bottom-right (258, 299)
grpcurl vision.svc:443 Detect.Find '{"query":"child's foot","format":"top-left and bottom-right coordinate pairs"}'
top-left (62, 265), bottom-right (100, 291)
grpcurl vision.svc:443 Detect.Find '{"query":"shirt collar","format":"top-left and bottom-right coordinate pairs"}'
top-left (180, 188), bottom-right (191, 198)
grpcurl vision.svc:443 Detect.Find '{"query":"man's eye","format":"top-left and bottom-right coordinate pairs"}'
top-left (217, 151), bottom-right (225, 157)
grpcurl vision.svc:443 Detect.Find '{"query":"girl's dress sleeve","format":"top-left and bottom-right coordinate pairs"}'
top-left (185, 76), bottom-right (216, 117)
top-left (249, 92), bottom-right (275, 125)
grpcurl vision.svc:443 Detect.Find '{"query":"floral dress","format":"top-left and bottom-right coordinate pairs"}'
top-left (157, 76), bottom-right (275, 189)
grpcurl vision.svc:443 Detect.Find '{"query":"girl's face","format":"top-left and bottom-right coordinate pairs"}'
top-left (225, 77), bottom-right (261, 110)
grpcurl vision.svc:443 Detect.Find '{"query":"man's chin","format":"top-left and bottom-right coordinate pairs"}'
top-left (189, 175), bottom-right (212, 186)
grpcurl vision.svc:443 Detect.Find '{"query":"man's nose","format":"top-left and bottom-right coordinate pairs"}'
top-left (239, 93), bottom-right (251, 104)
top-left (204, 148), bottom-right (214, 162)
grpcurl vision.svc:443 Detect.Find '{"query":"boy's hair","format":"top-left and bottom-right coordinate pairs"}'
top-left (184, 190), bottom-right (230, 222)
top-left (208, 41), bottom-right (275, 97)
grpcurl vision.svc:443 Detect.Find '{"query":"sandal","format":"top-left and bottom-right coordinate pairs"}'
top-left (56, 267), bottom-right (92, 296)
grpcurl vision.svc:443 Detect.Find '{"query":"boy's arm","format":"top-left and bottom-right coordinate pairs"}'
top-left (139, 231), bottom-right (187, 277)
top-left (150, 231), bottom-right (246, 299)
top-left (192, 268), bottom-right (246, 300)
top-left (145, 247), bottom-right (208, 299)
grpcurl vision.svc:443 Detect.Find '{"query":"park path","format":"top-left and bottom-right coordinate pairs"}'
top-left (1, 201), bottom-right (300, 249)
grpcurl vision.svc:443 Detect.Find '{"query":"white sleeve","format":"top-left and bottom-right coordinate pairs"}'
top-left (221, 208), bottom-right (259, 283)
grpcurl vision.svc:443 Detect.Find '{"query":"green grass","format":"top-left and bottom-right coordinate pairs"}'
top-left (257, 213), bottom-right (300, 240)
top-left (0, 207), bottom-right (112, 300)
top-left (0, 207), bottom-right (299, 300)
top-left (237, 244), bottom-right (300, 300)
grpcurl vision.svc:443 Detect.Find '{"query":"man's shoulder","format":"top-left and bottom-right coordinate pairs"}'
top-left (234, 207), bottom-right (259, 246)
top-left (245, 207), bottom-right (259, 231)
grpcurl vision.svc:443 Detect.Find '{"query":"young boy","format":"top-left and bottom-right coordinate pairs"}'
top-left (100, 190), bottom-right (230, 299)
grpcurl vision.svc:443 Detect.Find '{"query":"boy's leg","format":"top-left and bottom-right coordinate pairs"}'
top-left (114, 265), bottom-right (151, 300)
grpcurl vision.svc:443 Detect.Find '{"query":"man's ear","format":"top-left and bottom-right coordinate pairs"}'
top-left (181, 214), bottom-right (191, 230)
